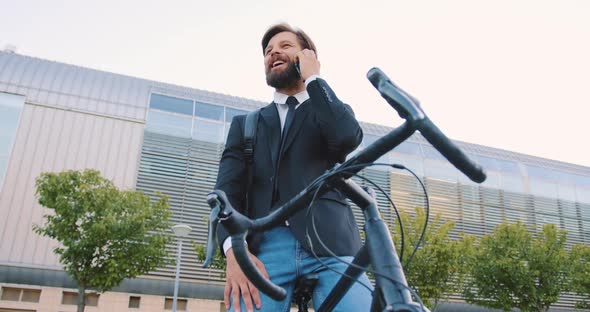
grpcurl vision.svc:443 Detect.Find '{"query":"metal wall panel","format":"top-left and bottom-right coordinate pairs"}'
top-left (136, 131), bottom-right (225, 282)
top-left (0, 51), bottom-right (264, 125)
top-left (0, 104), bottom-right (144, 268)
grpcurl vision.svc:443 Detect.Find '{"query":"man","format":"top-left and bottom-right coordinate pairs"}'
top-left (215, 23), bottom-right (372, 312)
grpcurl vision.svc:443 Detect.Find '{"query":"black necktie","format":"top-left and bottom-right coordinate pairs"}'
top-left (278, 96), bottom-right (298, 156)
top-left (282, 96), bottom-right (298, 142)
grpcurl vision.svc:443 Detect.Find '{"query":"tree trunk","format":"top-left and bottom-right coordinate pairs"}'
top-left (77, 283), bottom-right (86, 312)
top-left (432, 299), bottom-right (439, 311)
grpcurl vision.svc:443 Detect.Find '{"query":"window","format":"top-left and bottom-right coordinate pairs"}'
top-left (1, 287), bottom-right (40, 303)
top-left (529, 179), bottom-right (558, 198)
top-left (375, 152), bottom-right (391, 168)
top-left (476, 155), bottom-right (499, 171)
top-left (21, 289), bottom-right (41, 303)
top-left (146, 111), bottom-right (192, 138)
top-left (424, 161), bottom-right (457, 182)
top-left (61, 291), bottom-right (99, 306)
top-left (1, 287), bottom-right (21, 301)
top-left (501, 174), bottom-right (525, 193)
top-left (573, 174), bottom-right (590, 188)
top-left (496, 159), bottom-right (520, 174)
top-left (165, 297), bottom-right (187, 310)
top-left (129, 296), bottom-right (141, 308)
top-left (526, 165), bottom-right (558, 182)
top-left (392, 142), bottom-right (422, 156)
top-left (576, 187), bottom-right (590, 205)
top-left (226, 107), bottom-right (248, 122)
top-left (391, 154), bottom-right (424, 177)
top-left (558, 184), bottom-right (576, 202)
top-left (195, 102), bottom-right (223, 121)
top-left (480, 171), bottom-right (500, 188)
top-left (86, 293), bottom-right (99, 307)
top-left (0, 92), bottom-right (24, 190)
top-left (193, 119), bottom-right (224, 143)
top-left (150, 94), bottom-right (193, 115)
top-left (62, 291), bottom-right (77, 305)
top-left (421, 145), bottom-right (446, 161)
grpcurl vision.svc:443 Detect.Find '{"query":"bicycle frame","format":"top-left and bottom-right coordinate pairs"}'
top-left (204, 68), bottom-right (487, 312)
top-left (316, 178), bottom-right (421, 312)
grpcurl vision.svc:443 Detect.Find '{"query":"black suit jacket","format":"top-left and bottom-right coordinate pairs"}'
top-left (215, 78), bottom-right (363, 257)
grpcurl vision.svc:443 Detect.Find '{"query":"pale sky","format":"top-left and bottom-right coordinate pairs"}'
top-left (1, 0), bottom-right (589, 167)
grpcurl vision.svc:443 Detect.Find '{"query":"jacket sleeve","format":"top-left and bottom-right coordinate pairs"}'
top-left (306, 78), bottom-right (363, 162)
top-left (213, 115), bottom-right (247, 253)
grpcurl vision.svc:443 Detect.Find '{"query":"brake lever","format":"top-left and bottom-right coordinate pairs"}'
top-left (203, 191), bottom-right (234, 268)
top-left (203, 194), bottom-right (221, 268)
top-left (203, 205), bottom-right (219, 268)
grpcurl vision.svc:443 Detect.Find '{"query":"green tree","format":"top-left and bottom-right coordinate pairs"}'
top-left (195, 214), bottom-right (226, 277)
top-left (33, 169), bottom-right (172, 312)
top-left (195, 244), bottom-right (226, 277)
top-left (569, 244), bottom-right (590, 309)
top-left (464, 222), bottom-right (569, 312)
top-left (391, 208), bottom-right (474, 310)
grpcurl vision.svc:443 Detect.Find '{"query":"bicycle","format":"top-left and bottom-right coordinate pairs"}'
top-left (203, 68), bottom-right (487, 312)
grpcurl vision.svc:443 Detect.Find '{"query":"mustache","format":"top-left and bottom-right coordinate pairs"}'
top-left (266, 55), bottom-right (292, 72)
top-left (266, 60), bottom-right (300, 89)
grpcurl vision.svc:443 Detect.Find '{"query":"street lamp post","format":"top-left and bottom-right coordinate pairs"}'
top-left (171, 224), bottom-right (192, 312)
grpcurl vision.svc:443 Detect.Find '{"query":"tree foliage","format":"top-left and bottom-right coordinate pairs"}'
top-left (391, 208), bottom-right (474, 310)
top-left (569, 244), bottom-right (590, 309)
top-left (34, 169), bottom-right (172, 311)
top-left (464, 222), bottom-right (569, 312)
top-left (195, 244), bottom-right (226, 278)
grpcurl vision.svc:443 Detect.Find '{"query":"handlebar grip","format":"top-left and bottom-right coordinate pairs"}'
top-left (231, 235), bottom-right (287, 301)
top-left (419, 117), bottom-right (486, 183)
top-left (207, 190), bottom-right (286, 299)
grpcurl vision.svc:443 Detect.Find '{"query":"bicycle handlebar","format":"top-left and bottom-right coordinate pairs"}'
top-left (231, 232), bottom-right (287, 300)
top-left (368, 67), bottom-right (486, 183)
top-left (418, 117), bottom-right (486, 182)
top-left (203, 67), bottom-right (487, 303)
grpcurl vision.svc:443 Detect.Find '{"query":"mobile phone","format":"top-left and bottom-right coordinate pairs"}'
top-left (294, 60), bottom-right (301, 77)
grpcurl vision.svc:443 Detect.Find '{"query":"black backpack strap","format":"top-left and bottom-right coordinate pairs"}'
top-left (243, 109), bottom-right (259, 165)
top-left (242, 109), bottom-right (260, 217)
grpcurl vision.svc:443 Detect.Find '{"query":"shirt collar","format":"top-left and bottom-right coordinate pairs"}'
top-left (273, 89), bottom-right (310, 105)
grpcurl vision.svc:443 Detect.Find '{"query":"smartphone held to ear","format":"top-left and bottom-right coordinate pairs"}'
top-left (295, 60), bottom-right (301, 77)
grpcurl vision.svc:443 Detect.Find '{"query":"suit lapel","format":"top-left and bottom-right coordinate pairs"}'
top-left (281, 100), bottom-right (310, 155)
top-left (259, 103), bottom-right (281, 168)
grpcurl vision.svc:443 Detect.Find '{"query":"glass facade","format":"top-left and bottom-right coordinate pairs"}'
top-left (136, 93), bottom-right (590, 309)
top-left (146, 93), bottom-right (247, 144)
top-left (0, 92), bottom-right (24, 190)
top-left (136, 94), bottom-right (248, 280)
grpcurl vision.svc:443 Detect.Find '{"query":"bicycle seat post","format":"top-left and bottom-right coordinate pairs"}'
top-left (293, 273), bottom-right (319, 312)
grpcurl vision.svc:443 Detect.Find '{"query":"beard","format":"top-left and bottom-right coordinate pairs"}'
top-left (266, 60), bottom-right (301, 89)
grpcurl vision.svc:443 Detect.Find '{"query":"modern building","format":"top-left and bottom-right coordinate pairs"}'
top-left (0, 50), bottom-right (588, 311)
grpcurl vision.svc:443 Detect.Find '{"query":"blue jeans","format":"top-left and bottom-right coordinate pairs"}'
top-left (229, 227), bottom-right (373, 312)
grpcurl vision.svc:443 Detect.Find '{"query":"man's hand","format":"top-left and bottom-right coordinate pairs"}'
top-left (224, 248), bottom-right (269, 312)
top-left (296, 49), bottom-right (320, 82)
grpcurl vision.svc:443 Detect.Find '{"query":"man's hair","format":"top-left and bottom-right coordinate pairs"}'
top-left (261, 23), bottom-right (317, 56)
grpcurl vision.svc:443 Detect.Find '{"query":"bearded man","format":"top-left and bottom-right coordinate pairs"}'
top-left (213, 23), bottom-right (372, 312)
